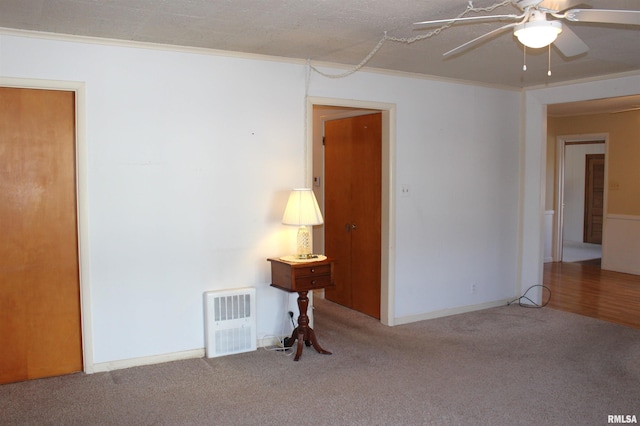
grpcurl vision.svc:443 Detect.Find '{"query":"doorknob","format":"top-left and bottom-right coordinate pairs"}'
top-left (352, 223), bottom-right (357, 230)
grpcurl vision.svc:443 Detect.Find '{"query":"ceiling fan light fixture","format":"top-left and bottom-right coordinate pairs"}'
top-left (514, 20), bottom-right (562, 49)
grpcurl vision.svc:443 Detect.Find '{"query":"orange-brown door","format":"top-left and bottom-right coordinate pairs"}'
top-left (584, 154), bottom-right (604, 244)
top-left (324, 113), bottom-right (381, 319)
top-left (0, 87), bottom-right (82, 384)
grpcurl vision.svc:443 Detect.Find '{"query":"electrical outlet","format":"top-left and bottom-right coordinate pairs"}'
top-left (470, 283), bottom-right (477, 294)
top-left (401, 184), bottom-right (410, 197)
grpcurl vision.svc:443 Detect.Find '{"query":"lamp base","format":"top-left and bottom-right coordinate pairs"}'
top-left (296, 253), bottom-right (320, 260)
top-left (296, 225), bottom-right (312, 258)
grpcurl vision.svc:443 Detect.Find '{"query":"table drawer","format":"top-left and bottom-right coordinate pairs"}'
top-left (293, 273), bottom-right (332, 291)
top-left (268, 257), bottom-right (334, 292)
top-left (296, 263), bottom-right (332, 277)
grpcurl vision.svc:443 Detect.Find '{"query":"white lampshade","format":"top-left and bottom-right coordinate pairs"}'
top-left (514, 19), bottom-right (562, 49)
top-left (282, 188), bottom-right (323, 226)
top-left (282, 188), bottom-right (323, 259)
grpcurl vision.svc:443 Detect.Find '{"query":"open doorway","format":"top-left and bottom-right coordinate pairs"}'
top-left (307, 97), bottom-right (396, 326)
top-left (554, 135), bottom-right (607, 265)
top-left (561, 140), bottom-right (605, 263)
top-left (546, 93), bottom-right (640, 276)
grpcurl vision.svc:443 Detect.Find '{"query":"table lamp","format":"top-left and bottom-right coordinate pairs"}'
top-left (282, 188), bottom-right (323, 259)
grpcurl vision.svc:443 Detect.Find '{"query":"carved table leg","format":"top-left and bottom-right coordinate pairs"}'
top-left (283, 291), bottom-right (332, 361)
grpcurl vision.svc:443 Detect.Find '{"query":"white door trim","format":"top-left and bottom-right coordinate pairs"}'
top-left (307, 96), bottom-right (397, 326)
top-left (553, 133), bottom-right (608, 263)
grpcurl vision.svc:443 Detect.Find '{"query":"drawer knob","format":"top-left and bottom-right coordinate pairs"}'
top-left (310, 268), bottom-right (315, 273)
top-left (311, 280), bottom-right (316, 285)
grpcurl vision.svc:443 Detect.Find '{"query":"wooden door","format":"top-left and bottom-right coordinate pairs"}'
top-left (324, 113), bottom-right (381, 319)
top-left (0, 87), bottom-right (82, 384)
top-left (584, 154), bottom-right (604, 244)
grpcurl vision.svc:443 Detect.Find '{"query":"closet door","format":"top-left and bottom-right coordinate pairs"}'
top-left (0, 87), bottom-right (82, 384)
top-left (324, 113), bottom-right (381, 319)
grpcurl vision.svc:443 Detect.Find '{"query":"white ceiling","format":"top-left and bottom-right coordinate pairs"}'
top-left (1, 0), bottom-right (639, 92)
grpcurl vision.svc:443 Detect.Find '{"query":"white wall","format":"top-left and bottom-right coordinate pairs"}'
top-left (1, 34), bottom-right (307, 366)
top-left (1, 33), bottom-right (522, 368)
top-left (306, 69), bottom-right (522, 319)
top-left (603, 215), bottom-right (640, 275)
top-left (544, 210), bottom-right (554, 263)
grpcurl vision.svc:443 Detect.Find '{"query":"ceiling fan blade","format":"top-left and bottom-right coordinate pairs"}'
top-left (553, 25), bottom-right (589, 57)
top-left (536, 0), bottom-right (583, 12)
top-left (563, 9), bottom-right (640, 25)
top-left (443, 23), bottom-right (517, 57)
top-left (414, 13), bottom-right (521, 27)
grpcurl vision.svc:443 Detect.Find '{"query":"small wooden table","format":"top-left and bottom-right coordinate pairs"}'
top-left (268, 257), bottom-right (334, 361)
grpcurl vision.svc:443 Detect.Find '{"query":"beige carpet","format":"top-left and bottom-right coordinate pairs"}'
top-left (1, 298), bottom-right (639, 425)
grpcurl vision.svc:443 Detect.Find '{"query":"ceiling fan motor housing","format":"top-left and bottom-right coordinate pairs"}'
top-left (514, 10), bottom-right (563, 48)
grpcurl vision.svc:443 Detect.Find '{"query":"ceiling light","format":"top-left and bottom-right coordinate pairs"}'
top-left (514, 14), bottom-right (562, 49)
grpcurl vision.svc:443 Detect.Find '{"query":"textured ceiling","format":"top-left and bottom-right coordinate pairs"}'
top-left (1, 0), bottom-right (639, 90)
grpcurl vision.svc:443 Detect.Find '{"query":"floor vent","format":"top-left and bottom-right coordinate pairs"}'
top-left (204, 288), bottom-right (257, 358)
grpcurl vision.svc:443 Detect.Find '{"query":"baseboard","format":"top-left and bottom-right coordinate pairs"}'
top-left (258, 336), bottom-right (285, 348)
top-left (89, 301), bottom-right (512, 372)
top-left (90, 339), bottom-right (286, 373)
top-left (91, 348), bottom-right (205, 373)
top-left (394, 299), bottom-right (511, 326)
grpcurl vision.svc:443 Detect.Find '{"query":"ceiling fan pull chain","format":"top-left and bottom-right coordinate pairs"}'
top-left (547, 45), bottom-right (552, 76)
top-left (522, 46), bottom-right (527, 71)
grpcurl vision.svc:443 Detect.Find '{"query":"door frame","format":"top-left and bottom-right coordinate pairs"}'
top-left (1, 77), bottom-right (94, 373)
top-left (307, 96), bottom-right (396, 326)
top-left (553, 133), bottom-right (608, 262)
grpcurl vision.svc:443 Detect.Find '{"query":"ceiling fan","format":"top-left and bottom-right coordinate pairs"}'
top-left (414, 0), bottom-right (640, 57)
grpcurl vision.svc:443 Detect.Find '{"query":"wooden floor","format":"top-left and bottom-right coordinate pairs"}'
top-left (544, 260), bottom-right (640, 330)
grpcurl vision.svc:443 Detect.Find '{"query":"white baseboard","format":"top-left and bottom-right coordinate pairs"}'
top-left (394, 299), bottom-right (511, 326)
top-left (90, 338), bottom-right (285, 374)
top-left (258, 336), bottom-right (285, 348)
top-left (89, 300), bottom-right (516, 372)
top-left (91, 348), bottom-right (205, 373)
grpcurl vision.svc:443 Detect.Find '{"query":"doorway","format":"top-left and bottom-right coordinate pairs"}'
top-left (308, 97), bottom-right (395, 326)
top-left (554, 136), bottom-right (606, 264)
